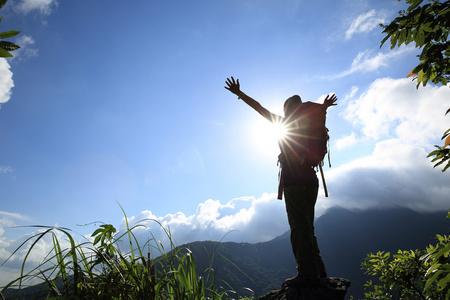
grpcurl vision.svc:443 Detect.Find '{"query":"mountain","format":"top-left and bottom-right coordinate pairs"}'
top-left (3, 207), bottom-right (448, 299)
top-left (180, 207), bottom-right (449, 299)
top-left (315, 206), bottom-right (449, 298)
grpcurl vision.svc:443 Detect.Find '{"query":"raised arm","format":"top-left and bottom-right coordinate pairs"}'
top-left (322, 94), bottom-right (338, 109)
top-left (225, 77), bottom-right (283, 123)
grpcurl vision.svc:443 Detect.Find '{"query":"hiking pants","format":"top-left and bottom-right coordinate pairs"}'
top-left (283, 185), bottom-right (326, 277)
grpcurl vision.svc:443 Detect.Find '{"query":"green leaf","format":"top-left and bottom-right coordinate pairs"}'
top-left (425, 270), bottom-right (442, 290)
top-left (416, 27), bottom-right (426, 46)
top-left (0, 0), bottom-right (7, 10)
top-left (93, 234), bottom-right (102, 245)
top-left (407, 0), bottom-right (424, 12)
top-left (422, 21), bottom-right (437, 33)
top-left (0, 30), bottom-right (20, 39)
top-left (387, 28), bottom-right (399, 47)
top-left (434, 243), bottom-right (450, 258)
top-left (0, 41), bottom-right (20, 51)
top-left (91, 228), bottom-right (103, 237)
top-left (381, 34), bottom-right (390, 48)
top-left (442, 161), bottom-right (450, 172)
top-left (0, 47), bottom-right (12, 57)
top-left (398, 29), bottom-right (407, 46)
top-left (426, 263), bottom-right (442, 276)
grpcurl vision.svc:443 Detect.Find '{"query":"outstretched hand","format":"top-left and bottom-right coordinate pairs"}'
top-left (225, 77), bottom-right (241, 96)
top-left (323, 94), bottom-right (337, 109)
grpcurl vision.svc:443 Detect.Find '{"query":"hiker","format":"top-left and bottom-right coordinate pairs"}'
top-left (224, 76), bottom-right (337, 287)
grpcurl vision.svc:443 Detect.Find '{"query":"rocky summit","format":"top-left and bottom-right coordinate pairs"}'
top-left (259, 277), bottom-right (351, 300)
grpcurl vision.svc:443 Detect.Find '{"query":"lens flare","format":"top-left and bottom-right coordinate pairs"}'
top-left (272, 121), bottom-right (287, 141)
top-left (251, 119), bottom-right (287, 156)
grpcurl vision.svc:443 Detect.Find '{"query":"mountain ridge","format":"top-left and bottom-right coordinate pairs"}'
top-left (180, 206), bottom-right (449, 299)
top-left (2, 207), bottom-right (448, 299)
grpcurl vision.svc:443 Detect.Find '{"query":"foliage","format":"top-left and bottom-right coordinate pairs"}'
top-left (380, 0), bottom-right (450, 172)
top-left (379, 7), bottom-right (450, 296)
top-left (362, 210), bottom-right (450, 299)
top-left (363, 250), bottom-right (431, 299)
top-left (427, 108), bottom-right (450, 172)
top-left (0, 0), bottom-right (20, 57)
top-left (421, 212), bottom-right (450, 298)
top-left (0, 206), bottom-right (254, 299)
top-left (380, 0), bottom-right (450, 87)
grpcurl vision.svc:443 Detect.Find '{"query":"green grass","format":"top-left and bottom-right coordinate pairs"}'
top-left (0, 205), bottom-right (255, 299)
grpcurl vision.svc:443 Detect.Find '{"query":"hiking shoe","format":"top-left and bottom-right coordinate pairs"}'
top-left (282, 275), bottom-right (321, 287)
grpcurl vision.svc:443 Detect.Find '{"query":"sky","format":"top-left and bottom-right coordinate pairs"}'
top-left (0, 0), bottom-right (449, 286)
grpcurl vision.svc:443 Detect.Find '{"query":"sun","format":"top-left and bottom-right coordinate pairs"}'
top-left (272, 121), bottom-right (287, 140)
top-left (250, 118), bottom-right (287, 157)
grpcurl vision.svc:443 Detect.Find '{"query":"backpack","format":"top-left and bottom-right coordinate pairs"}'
top-left (277, 101), bottom-right (330, 199)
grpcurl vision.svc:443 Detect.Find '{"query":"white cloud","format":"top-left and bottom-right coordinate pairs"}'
top-left (330, 46), bottom-right (415, 79)
top-left (15, 0), bottom-right (58, 15)
top-left (345, 10), bottom-right (387, 40)
top-left (0, 166), bottom-right (12, 174)
top-left (119, 193), bottom-right (289, 248)
top-left (319, 139), bottom-right (450, 214)
top-left (0, 212), bottom-right (35, 286)
top-left (0, 37), bottom-right (37, 107)
top-left (0, 58), bottom-right (14, 105)
top-left (0, 227), bottom-right (75, 286)
top-left (1, 78), bottom-right (449, 285)
top-left (0, 211), bottom-right (30, 223)
top-left (344, 77), bottom-right (449, 143)
top-left (0, 194), bottom-right (288, 286)
top-left (316, 77), bottom-right (450, 215)
top-left (12, 35), bottom-right (39, 62)
top-left (119, 78), bottom-right (450, 250)
top-left (344, 86), bottom-right (359, 102)
top-left (335, 132), bottom-right (358, 150)
top-left (0, 212), bottom-right (32, 250)
top-left (0, 210), bottom-right (84, 287)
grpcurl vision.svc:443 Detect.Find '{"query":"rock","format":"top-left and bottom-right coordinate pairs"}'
top-left (258, 277), bottom-right (351, 300)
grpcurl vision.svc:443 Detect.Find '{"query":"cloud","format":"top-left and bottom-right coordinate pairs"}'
top-left (119, 193), bottom-right (289, 248)
top-left (0, 58), bottom-right (14, 105)
top-left (0, 36), bottom-right (37, 106)
top-left (317, 77), bottom-right (450, 214)
top-left (0, 211), bottom-right (32, 249)
top-left (0, 211), bottom-right (30, 223)
top-left (335, 132), bottom-right (358, 150)
top-left (0, 211), bottom-right (35, 280)
top-left (0, 209), bottom-right (83, 287)
top-left (0, 194), bottom-right (289, 285)
top-left (1, 77), bottom-right (449, 285)
top-left (117, 79), bottom-right (450, 251)
top-left (345, 10), bottom-right (387, 40)
top-left (12, 35), bottom-right (39, 62)
top-left (319, 140), bottom-right (450, 214)
top-left (0, 226), bottom-right (74, 286)
top-left (344, 86), bottom-right (359, 102)
top-left (329, 46), bottom-right (416, 79)
top-left (15, 0), bottom-right (58, 15)
top-left (343, 77), bottom-right (449, 142)
top-left (0, 166), bottom-right (12, 174)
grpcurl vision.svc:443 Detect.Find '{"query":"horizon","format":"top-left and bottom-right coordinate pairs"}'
top-left (0, 0), bottom-right (449, 286)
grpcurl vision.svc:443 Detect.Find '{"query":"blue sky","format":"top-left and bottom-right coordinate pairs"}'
top-left (0, 0), bottom-right (449, 285)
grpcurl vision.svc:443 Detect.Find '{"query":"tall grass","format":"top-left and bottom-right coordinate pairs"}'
top-left (0, 206), bottom-right (254, 299)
